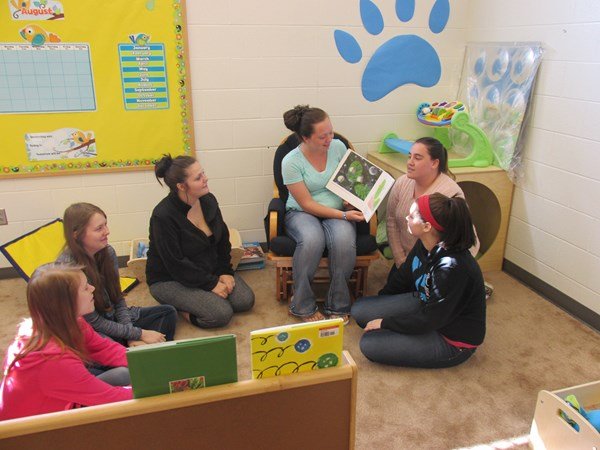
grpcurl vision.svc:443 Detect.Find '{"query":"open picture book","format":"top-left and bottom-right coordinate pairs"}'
top-left (326, 149), bottom-right (395, 222)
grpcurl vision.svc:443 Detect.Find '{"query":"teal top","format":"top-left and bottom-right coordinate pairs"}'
top-left (282, 138), bottom-right (347, 211)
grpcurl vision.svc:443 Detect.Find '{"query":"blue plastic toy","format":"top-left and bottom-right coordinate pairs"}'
top-left (562, 394), bottom-right (600, 432)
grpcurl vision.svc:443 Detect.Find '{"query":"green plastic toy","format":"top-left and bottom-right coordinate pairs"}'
top-left (378, 102), bottom-right (495, 168)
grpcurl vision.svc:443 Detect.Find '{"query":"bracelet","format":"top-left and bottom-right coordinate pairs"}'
top-left (342, 211), bottom-right (347, 221)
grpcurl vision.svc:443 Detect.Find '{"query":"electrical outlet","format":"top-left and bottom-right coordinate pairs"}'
top-left (0, 209), bottom-right (7, 226)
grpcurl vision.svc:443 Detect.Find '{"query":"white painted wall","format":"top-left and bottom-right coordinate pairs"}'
top-left (467, 0), bottom-right (600, 314)
top-left (0, 0), bottom-right (467, 266)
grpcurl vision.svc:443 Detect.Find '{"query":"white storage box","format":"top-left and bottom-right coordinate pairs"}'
top-left (530, 380), bottom-right (600, 449)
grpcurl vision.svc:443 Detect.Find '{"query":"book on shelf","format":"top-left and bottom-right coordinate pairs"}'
top-left (235, 242), bottom-right (265, 271)
top-left (326, 149), bottom-right (395, 222)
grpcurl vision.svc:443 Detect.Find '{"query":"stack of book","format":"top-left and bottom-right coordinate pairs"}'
top-left (236, 242), bottom-right (266, 271)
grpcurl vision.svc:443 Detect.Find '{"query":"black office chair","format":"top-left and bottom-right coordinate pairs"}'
top-left (265, 132), bottom-right (379, 302)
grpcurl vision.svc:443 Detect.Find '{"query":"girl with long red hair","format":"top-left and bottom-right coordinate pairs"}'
top-left (0, 265), bottom-right (132, 420)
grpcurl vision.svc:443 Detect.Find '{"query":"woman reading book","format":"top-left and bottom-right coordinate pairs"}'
top-left (351, 193), bottom-right (486, 368)
top-left (0, 264), bottom-right (132, 420)
top-left (58, 203), bottom-right (177, 346)
top-left (146, 154), bottom-right (254, 329)
top-left (282, 105), bottom-right (364, 323)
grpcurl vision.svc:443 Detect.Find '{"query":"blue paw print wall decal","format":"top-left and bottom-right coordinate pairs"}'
top-left (334, 0), bottom-right (450, 102)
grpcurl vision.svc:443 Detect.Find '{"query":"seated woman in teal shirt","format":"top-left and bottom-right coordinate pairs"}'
top-left (282, 105), bottom-right (364, 323)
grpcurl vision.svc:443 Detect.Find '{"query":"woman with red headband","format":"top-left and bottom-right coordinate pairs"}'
top-left (351, 193), bottom-right (486, 368)
top-left (384, 138), bottom-right (494, 299)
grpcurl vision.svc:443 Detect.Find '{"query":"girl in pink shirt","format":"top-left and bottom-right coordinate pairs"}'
top-left (0, 264), bottom-right (132, 421)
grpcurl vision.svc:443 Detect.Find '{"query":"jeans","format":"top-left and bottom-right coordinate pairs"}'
top-left (133, 305), bottom-right (178, 341)
top-left (351, 293), bottom-right (476, 368)
top-left (285, 210), bottom-right (356, 317)
top-left (150, 274), bottom-right (255, 328)
top-left (91, 367), bottom-right (131, 386)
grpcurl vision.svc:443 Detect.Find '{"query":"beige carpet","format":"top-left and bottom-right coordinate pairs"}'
top-left (1, 258), bottom-right (599, 449)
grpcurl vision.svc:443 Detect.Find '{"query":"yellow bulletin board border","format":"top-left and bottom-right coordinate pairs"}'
top-left (0, 0), bottom-right (194, 178)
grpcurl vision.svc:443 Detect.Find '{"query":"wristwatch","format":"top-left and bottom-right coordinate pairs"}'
top-left (342, 211), bottom-right (347, 220)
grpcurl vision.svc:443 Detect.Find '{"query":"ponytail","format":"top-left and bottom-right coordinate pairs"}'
top-left (154, 153), bottom-right (197, 193)
top-left (414, 137), bottom-right (455, 180)
top-left (423, 193), bottom-right (475, 251)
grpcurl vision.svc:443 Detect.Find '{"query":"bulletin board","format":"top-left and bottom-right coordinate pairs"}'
top-left (0, 0), bottom-right (194, 178)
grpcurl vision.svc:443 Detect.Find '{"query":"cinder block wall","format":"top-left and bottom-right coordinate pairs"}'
top-left (0, 0), bottom-right (466, 261)
top-left (468, 0), bottom-right (600, 315)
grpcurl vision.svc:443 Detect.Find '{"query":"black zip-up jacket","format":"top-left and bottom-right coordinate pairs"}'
top-left (380, 241), bottom-right (486, 346)
top-left (146, 192), bottom-right (234, 291)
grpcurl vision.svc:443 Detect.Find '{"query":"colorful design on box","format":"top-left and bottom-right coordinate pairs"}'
top-left (251, 319), bottom-right (343, 379)
top-left (317, 353), bottom-right (339, 369)
top-left (168, 375), bottom-right (205, 393)
top-left (334, 0), bottom-right (449, 101)
top-left (294, 339), bottom-right (311, 353)
top-left (9, 0), bottom-right (64, 21)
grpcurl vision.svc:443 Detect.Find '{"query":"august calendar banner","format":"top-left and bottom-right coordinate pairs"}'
top-left (0, 0), bottom-right (194, 177)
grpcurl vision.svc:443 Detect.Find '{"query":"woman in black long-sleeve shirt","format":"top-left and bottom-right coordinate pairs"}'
top-left (147, 155), bottom-right (254, 329)
top-left (351, 193), bottom-right (486, 368)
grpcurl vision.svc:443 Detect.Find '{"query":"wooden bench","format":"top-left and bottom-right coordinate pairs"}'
top-left (0, 351), bottom-right (358, 450)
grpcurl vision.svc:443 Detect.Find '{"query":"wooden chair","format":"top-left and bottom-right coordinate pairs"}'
top-left (265, 133), bottom-right (380, 302)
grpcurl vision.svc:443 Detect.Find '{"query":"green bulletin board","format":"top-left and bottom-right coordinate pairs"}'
top-left (0, 0), bottom-right (194, 178)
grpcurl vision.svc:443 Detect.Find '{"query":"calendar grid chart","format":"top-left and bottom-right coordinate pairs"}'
top-left (0, 43), bottom-right (96, 114)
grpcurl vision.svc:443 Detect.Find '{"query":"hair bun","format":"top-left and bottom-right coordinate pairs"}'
top-left (283, 104), bottom-right (311, 133)
top-left (154, 154), bottom-right (173, 179)
top-left (294, 105), bottom-right (309, 117)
